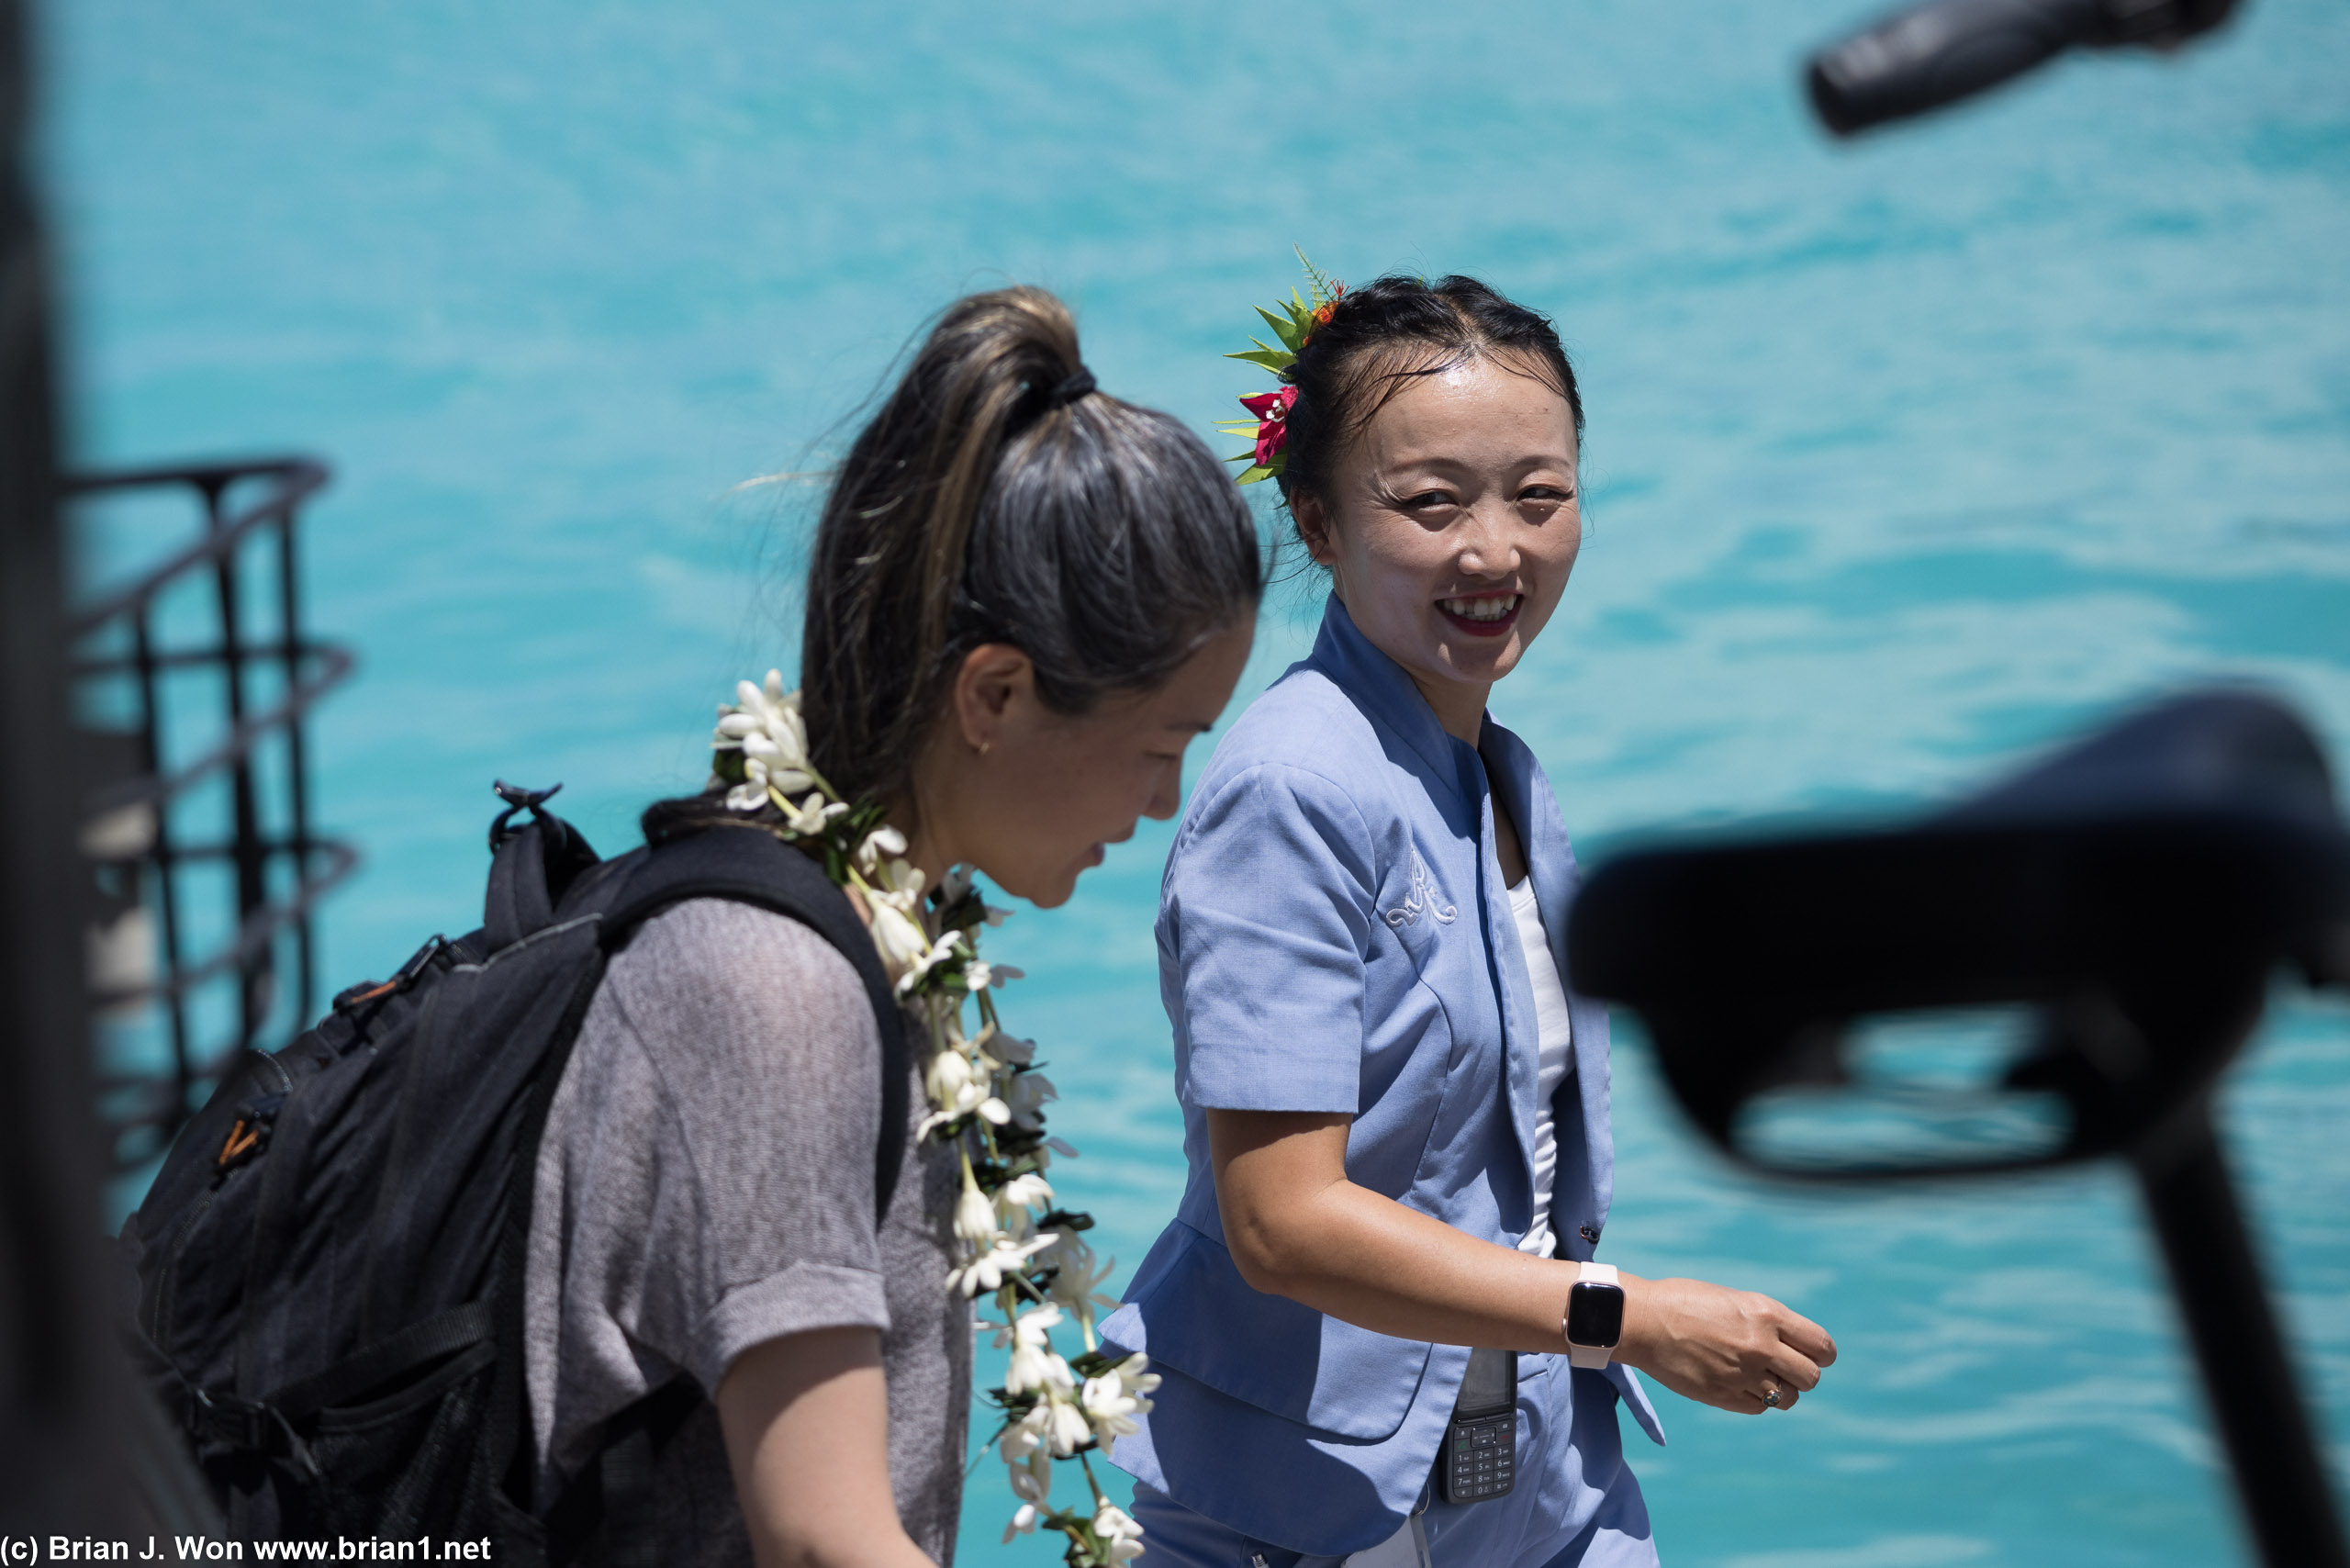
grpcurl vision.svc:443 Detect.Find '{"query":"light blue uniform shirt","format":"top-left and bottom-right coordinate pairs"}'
top-left (1102, 599), bottom-right (1665, 1560)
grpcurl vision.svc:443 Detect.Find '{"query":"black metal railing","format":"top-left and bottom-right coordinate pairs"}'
top-left (68, 457), bottom-right (355, 1174)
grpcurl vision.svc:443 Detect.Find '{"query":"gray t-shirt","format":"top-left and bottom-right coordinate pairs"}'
top-left (524, 898), bottom-right (969, 1563)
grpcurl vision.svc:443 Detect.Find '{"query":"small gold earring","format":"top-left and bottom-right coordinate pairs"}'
top-left (978, 739), bottom-right (992, 756)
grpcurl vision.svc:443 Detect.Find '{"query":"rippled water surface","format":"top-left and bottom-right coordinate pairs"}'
top-left (45, 2), bottom-right (2350, 1562)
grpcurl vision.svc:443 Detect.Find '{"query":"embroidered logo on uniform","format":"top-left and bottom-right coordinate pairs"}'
top-left (1382, 851), bottom-right (1458, 929)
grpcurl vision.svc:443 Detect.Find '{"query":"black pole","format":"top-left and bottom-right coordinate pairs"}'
top-left (0, 0), bottom-right (218, 1532)
top-left (205, 476), bottom-right (274, 1049)
top-left (2133, 1111), bottom-right (2350, 1568)
top-left (133, 607), bottom-right (195, 1134)
top-left (276, 501), bottom-right (318, 1028)
top-left (0, 0), bottom-right (125, 1528)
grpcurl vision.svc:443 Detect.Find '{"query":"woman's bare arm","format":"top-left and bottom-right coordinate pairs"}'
top-left (1208, 1109), bottom-right (1839, 1413)
top-left (717, 1327), bottom-right (941, 1568)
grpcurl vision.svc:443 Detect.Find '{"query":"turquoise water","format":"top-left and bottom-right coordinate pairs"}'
top-left (43, 1), bottom-right (2350, 1562)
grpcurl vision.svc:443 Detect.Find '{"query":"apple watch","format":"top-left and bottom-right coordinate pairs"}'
top-left (1563, 1261), bottom-right (1625, 1370)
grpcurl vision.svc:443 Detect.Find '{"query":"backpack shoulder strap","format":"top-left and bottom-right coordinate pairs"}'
top-left (599, 826), bottom-right (911, 1222)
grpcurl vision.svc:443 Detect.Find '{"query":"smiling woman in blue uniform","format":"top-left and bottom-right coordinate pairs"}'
top-left (1101, 275), bottom-right (1839, 1567)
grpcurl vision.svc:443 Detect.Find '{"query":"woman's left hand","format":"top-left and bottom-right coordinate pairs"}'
top-left (1615, 1274), bottom-right (1838, 1416)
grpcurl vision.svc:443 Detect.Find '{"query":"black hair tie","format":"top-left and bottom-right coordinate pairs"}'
top-left (1045, 367), bottom-right (1097, 408)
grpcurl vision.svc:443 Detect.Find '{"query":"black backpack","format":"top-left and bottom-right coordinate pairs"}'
top-left (121, 784), bottom-right (910, 1556)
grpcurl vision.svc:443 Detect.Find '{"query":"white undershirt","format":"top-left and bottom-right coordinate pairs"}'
top-left (1507, 877), bottom-right (1575, 1258)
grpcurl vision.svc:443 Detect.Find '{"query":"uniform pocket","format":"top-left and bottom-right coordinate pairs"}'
top-left (1121, 1222), bottom-right (1433, 1442)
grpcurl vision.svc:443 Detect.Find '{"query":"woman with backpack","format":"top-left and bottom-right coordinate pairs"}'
top-left (1096, 271), bottom-right (1839, 1567)
top-left (526, 286), bottom-right (1261, 1565)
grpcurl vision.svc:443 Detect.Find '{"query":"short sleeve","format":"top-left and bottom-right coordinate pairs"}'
top-left (526, 900), bottom-right (895, 1490)
top-left (1168, 764), bottom-right (1376, 1114)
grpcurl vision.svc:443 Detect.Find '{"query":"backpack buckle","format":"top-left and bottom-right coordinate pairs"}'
top-left (185, 1387), bottom-right (323, 1483)
top-left (185, 1385), bottom-right (273, 1451)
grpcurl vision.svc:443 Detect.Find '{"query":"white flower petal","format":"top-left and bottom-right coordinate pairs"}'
top-left (1114, 1353), bottom-right (1160, 1399)
top-left (945, 1232), bottom-right (1058, 1297)
top-left (1005, 1072), bottom-right (1058, 1131)
top-left (894, 930), bottom-right (963, 996)
top-left (998, 1171), bottom-right (1054, 1212)
top-left (875, 857), bottom-right (926, 902)
top-left (767, 714), bottom-right (809, 770)
top-left (955, 1188), bottom-right (1000, 1251)
top-left (855, 824), bottom-right (908, 873)
top-left (998, 1421), bottom-right (1040, 1464)
top-left (1008, 1303), bottom-right (1063, 1341)
top-left (1094, 1502), bottom-right (1146, 1559)
top-left (924, 1047), bottom-right (975, 1103)
top-left (1007, 1340), bottom-right (1075, 1398)
top-left (1045, 1396), bottom-right (1093, 1457)
top-left (778, 790), bottom-right (847, 837)
top-left (870, 903), bottom-right (934, 981)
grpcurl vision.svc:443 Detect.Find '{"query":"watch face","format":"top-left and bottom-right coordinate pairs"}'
top-left (1567, 1282), bottom-right (1625, 1348)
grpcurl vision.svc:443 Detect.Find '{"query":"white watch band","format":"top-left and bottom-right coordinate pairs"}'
top-left (1565, 1261), bottom-right (1620, 1370)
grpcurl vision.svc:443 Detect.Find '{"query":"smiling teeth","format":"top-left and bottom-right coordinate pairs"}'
top-left (1442, 595), bottom-right (1521, 622)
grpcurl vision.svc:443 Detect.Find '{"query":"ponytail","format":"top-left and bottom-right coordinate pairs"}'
top-left (805, 290), bottom-right (1077, 804)
top-left (651, 286), bottom-right (1259, 843)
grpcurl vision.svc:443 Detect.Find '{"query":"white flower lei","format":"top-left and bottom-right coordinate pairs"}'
top-left (712, 672), bottom-right (1157, 1567)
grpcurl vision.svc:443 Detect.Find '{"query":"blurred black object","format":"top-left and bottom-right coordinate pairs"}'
top-left (1568, 689), bottom-right (2349, 1568)
top-left (0, 0), bottom-right (207, 1532)
top-left (70, 458), bottom-right (357, 1174)
top-left (1571, 691), bottom-right (2347, 1170)
top-left (0, 0), bottom-right (116, 1527)
top-left (0, 0), bottom-right (222, 1531)
top-left (1807, 0), bottom-right (2243, 135)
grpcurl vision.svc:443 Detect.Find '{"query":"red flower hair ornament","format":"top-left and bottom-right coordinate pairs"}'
top-left (1237, 386), bottom-right (1297, 469)
top-left (1215, 249), bottom-right (1342, 486)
